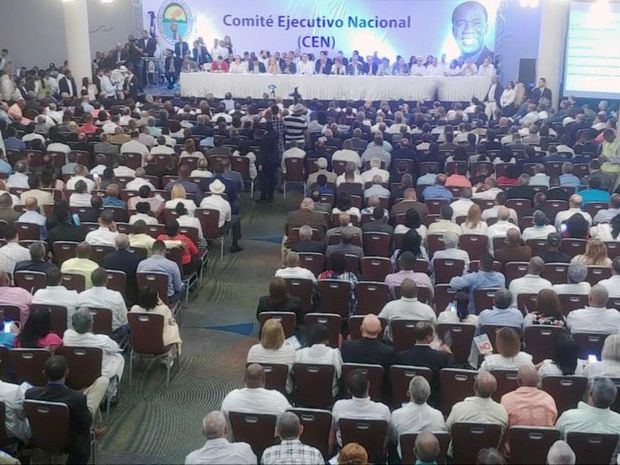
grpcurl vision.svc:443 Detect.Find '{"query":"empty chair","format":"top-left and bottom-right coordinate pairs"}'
top-left (450, 422), bottom-right (503, 465)
top-left (317, 280), bottom-right (352, 317)
top-left (585, 266), bottom-right (612, 286)
top-left (507, 426), bottom-right (561, 465)
top-left (14, 271), bottom-right (46, 294)
top-left (434, 259), bottom-right (465, 284)
top-left (524, 326), bottom-right (564, 364)
top-left (10, 349), bottom-right (51, 386)
top-left (284, 278), bottom-right (314, 316)
top-left (354, 282), bottom-right (391, 315)
top-left (362, 232), bottom-right (391, 257)
top-left (297, 253), bottom-right (325, 277)
top-left (338, 418), bottom-right (388, 464)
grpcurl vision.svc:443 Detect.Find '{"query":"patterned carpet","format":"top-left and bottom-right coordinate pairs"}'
top-left (96, 191), bottom-right (303, 464)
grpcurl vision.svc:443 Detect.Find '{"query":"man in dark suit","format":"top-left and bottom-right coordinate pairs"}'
top-left (58, 70), bottom-right (77, 97)
top-left (164, 49), bottom-right (182, 89)
top-left (103, 234), bottom-right (141, 306)
top-left (341, 314), bottom-right (393, 368)
top-left (174, 38), bottom-right (190, 59)
top-left (391, 189), bottom-right (429, 219)
top-left (286, 198), bottom-right (329, 247)
top-left (123, 68), bottom-right (139, 100)
top-left (531, 78), bottom-right (552, 106)
top-left (247, 57), bottom-right (266, 74)
top-left (361, 206), bottom-right (394, 235)
top-left (393, 322), bottom-right (452, 406)
top-left (485, 75), bottom-right (504, 107)
top-left (314, 55), bottom-right (331, 75)
top-left (505, 174), bottom-right (536, 200)
top-left (494, 228), bottom-right (532, 272)
top-left (25, 356), bottom-right (95, 464)
top-left (292, 225), bottom-right (325, 254)
top-left (138, 30), bottom-right (157, 57)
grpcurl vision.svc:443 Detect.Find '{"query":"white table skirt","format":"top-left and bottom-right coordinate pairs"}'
top-left (179, 73), bottom-right (492, 102)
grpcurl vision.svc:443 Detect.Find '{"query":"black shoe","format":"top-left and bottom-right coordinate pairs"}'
top-left (230, 244), bottom-right (244, 253)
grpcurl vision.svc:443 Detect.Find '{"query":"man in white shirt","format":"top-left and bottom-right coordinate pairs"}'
top-left (332, 145), bottom-right (362, 169)
top-left (555, 195), bottom-right (592, 229)
top-left (63, 308), bottom-right (125, 386)
top-left (150, 137), bottom-right (176, 155)
top-left (125, 168), bottom-right (156, 191)
top-left (275, 252), bottom-right (316, 282)
top-left (487, 207), bottom-right (520, 250)
top-left (378, 279), bottom-right (436, 342)
top-left (66, 165), bottom-right (96, 192)
top-left (361, 157), bottom-right (390, 184)
top-left (508, 257), bottom-right (552, 306)
top-left (431, 232), bottom-right (470, 274)
top-left (185, 410), bottom-right (256, 465)
top-left (0, 378), bottom-right (30, 442)
top-left (120, 131), bottom-right (149, 164)
top-left (553, 262), bottom-right (591, 296)
top-left (567, 285), bottom-right (620, 335)
top-left (473, 177), bottom-right (503, 201)
top-left (281, 141), bottom-right (306, 173)
top-left (529, 164), bottom-right (550, 188)
top-left (199, 179), bottom-right (242, 253)
top-left (598, 257), bottom-right (620, 298)
top-left (391, 376), bottom-right (446, 458)
top-left (32, 266), bottom-right (79, 328)
top-left (522, 210), bottom-right (557, 242)
top-left (296, 53), bottom-right (314, 75)
top-left (77, 267), bottom-right (128, 338)
top-left (0, 225), bottom-right (30, 274)
top-left (221, 364), bottom-right (291, 416)
top-left (481, 194), bottom-right (518, 224)
top-left (449, 188), bottom-right (475, 220)
top-left (477, 57), bottom-right (496, 77)
top-left (331, 369), bottom-right (391, 446)
top-left (85, 210), bottom-right (119, 247)
top-left (336, 162), bottom-right (363, 187)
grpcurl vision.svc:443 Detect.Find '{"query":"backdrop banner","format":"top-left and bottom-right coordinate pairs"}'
top-left (143, 0), bottom-right (499, 65)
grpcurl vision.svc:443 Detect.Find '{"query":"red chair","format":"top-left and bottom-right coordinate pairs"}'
top-left (400, 432), bottom-right (451, 465)
top-left (284, 278), bottom-right (314, 316)
top-left (517, 293), bottom-right (538, 315)
top-left (52, 241), bottom-right (79, 265)
top-left (436, 324), bottom-right (475, 365)
top-left (106, 270), bottom-right (127, 295)
top-left (605, 242), bottom-right (620, 260)
top-left (426, 234), bottom-right (446, 257)
top-left (246, 362), bottom-right (288, 393)
top-left (304, 313), bottom-right (341, 348)
top-left (87, 307), bottom-right (113, 335)
top-left (585, 266), bottom-right (612, 286)
top-left (451, 422), bottom-right (503, 465)
top-left (10, 348), bottom-right (51, 386)
top-left (288, 408), bottom-right (332, 459)
top-left (434, 285), bottom-right (457, 315)
top-left (13, 271), bottom-right (47, 294)
top-left (292, 363), bottom-right (335, 409)
top-left (339, 418), bottom-right (388, 464)
top-left (298, 253), bottom-right (325, 277)
top-left (362, 232), bottom-right (391, 257)
top-left (543, 263), bottom-right (569, 285)
top-left (354, 282), bottom-right (391, 315)
top-left (195, 208), bottom-right (226, 258)
top-left (434, 259), bottom-right (465, 284)
top-left (508, 426), bottom-right (561, 465)
top-left (228, 412), bottom-right (277, 457)
top-left (524, 326), bottom-right (564, 364)
top-left (341, 363), bottom-right (384, 401)
top-left (505, 198), bottom-right (532, 218)
top-left (137, 272), bottom-right (173, 307)
top-left (473, 289), bottom-right (500, 315)
top-left (459, 234), bottom-right (488, 260)
top-left (440, 369), bottom-right (477, 414)
top-left (56, 346), bottom-right (102, 390)
top-left (567, 432), bottom-right (618, 465)
top-left (258, 312), bottom-right (296, 339)
top-left (89, 245), bottom-right (115, 266)
top-left (560, 239), bottom-right (587, 258)
top-left (360, 257), bottom-right (391, 282)
top-left (317, 280), bottom-right (352, 317)
top-left (391, 319), bottom-right (427, 352)
top-left (30, 304), bottom-right (67, 337)
top-left (389, 365), bottom-right (433, 408)
top-left (14, 222), bottom-right (40, 240)
top-left (541, 376), bottom-right (588, 415)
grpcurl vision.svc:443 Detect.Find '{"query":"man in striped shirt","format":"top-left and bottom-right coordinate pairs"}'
top-left (283, 103), bottom-right (308, 146)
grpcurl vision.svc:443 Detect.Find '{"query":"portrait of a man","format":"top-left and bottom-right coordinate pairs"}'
top-left (452, 1), bottom-right (495, 66)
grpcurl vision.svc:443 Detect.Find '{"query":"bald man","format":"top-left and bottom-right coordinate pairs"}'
top-left (340, 314), bottom-right (394, 369)
top-left (486, 206), bottom-right (520, 249)
top-left (103, 234), bottom-right (142, 306)
top-left (185, 410), bottom-right (256, 464)
top-left (555, 194), bottom-right (592, 229)
top-left (221, 364), bottom-right (291, 416)
top-left (508, 256), bottom-right (552, 306)
top-left (414, 432), bottom-right (441, 465)
top-left (500, 365), bottom-right (557, 427)
top-left (446, 371), bottom-right (508, 434)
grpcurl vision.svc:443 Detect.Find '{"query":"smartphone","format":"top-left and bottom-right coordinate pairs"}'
top-left (3, 321), bottom-right (12, 334)
top-left (588, 355), bottom-right (598, 363)
top-left (449, 302), bottom-right (457, 313)
top-left (93, 173), bottom-right (99, 181)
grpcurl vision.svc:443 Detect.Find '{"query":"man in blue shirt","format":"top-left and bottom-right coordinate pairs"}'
top-left (136, 240), bottom-right (184, 302)
top-left (448, 253), bottom-right (505, 313)
top-left (559, 162), bottom-right (581, 188)
top-left (477, 288), bottom-right (524, 332)
top-left (3, 127), bottom-right (25, 151)
top-left (422, 174), bottom-right (453, 202)
top-left (0, 149), bottom-right (12, 177)
top-left (579, 178), bottom-right (610, 205)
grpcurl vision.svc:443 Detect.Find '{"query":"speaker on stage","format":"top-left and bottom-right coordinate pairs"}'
top-left (518, 58), bottom-right (537, 85)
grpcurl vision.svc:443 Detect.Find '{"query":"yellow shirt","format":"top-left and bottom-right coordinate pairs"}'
top-left (60, 258), bottom-right (99, 288)
top-left (128, 233), bottom-right (156, 252)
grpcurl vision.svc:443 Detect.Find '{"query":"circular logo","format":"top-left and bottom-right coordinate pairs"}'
top-left (157, 0), bottom-right (194, 45)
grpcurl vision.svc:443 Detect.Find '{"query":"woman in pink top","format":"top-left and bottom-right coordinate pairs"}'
top-left (15, 307), bottom-right (63, 350)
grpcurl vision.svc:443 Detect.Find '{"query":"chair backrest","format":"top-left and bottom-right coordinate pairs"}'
top-left (292, 363), bottom-right (335, 409)
top-left (30, 304), bottom-right (67, 337)
top-left (245, 362), bottom-right (289, 393)
top-left (436, 324), bottom-right (475, 365)
top-left (504, 262), bottom-right (530, 285)
top-left (56, 346), bottom-right (102, 390)
top-left (354, 281), bottom-right (391, 315)
top-left (473, 289), bottom-right (500, 315)
top-left (566, 432), bottom-right (618, 465)
top-left (362, 232), bottom-right (391, 257)
top-left (559, 294), bottom-right (589, 316)
top-left (426, 234), bottom-right (446, 257)
top-left (24, 400), bottom-right (70, 454)
top-left (284, 157), bottom-right (304, 182)
top-left (288, 408), bottom-right (332, 459)
top-left (14, 271), bottom-right (47, 294)
top-left (524, 325), bottom-right (564, 364)
top-left (87, 307), bottom-right (113, 335)
top-left (195, 208), bottom-right (222, 239)
top-left (542, 263), bottom-right (569, 284)
top-left (283, 278), bottom-right (314, 316)
top-left (391, 319), bottom-right (426, 352)
top-left (137, 272), bottom-right (170, 305)
top-left (525, 238), bottom-right (548, 257)
top-left (341, 363), bottom-right (384, 401)
top-left (507, 426), bottom-right (561, 465)
top-left (60, 272), bottom-right (86, 293)
top-left (106, 270), bottom-right (127, 295)
top-left (297, 253), bottom-right (325, 277)
top-left (258, 312), bottom-right (296, 339)
top-left (0, 305), bottom-right (21, 322)
top-left (228, 411), bottom-right (277, 458)
top-left (10, 348), bottom-right (51, 386)
top-left (490, 369), bottom-right (519, 401)
top-left (0, 346), bottom-right (9, 382)
top-left (573, 332), bottom-right (609, 359)
top-left (451, 422), bottom-right (503, 465)
top-left (400, 431), bottom-right (451, 465)
top-left (304, 313), bottom-right (341, 348)
top-left (317, 280), bottom-right (352, 317)
top-left (517, 293), bottom-right (538, 315)
top-left (541, 376), bottom-right (588, 415)
top-left (52, 241), bottom-right (79, 265)
top-left (389, 365), bottom-right (433, 408)
top-left (360, 256), bottom-right (391, 282)
top-left (434, 259), bottom-right (465, 284)
top-left (128, 312), bottom-right (167, 355)
top-left (338, 418), bottom-right (388, 464)
top-left (440, 369), bottom-right (477, 415)
top-left (0, 402), bottom-right (8, 447)
top-left (14, 222), bottom-right (40, 240)
top-left (585, 266), bottom-right (612, 286)
top-left (560, 239), bottom-right (587, 258)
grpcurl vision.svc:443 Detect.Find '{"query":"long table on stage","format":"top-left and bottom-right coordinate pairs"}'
top-left (179, 72), bottom-right (492, 102)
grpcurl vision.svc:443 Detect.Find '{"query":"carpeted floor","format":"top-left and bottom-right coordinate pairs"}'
top-left (96, 189), bottom-right (303, 464)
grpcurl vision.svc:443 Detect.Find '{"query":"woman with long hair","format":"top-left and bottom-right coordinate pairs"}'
top-left (391, 229), bottom-right (429, 267)
top-left (461, 204), bottom-right (488, 235)
top-left (537, 334), bottom-right (581, 378)
top-left (571, 239), bottom-right (612, 267)
top-left (523, 289), bottom-right (565, 328)
top-left (16, 307), bottom-right (63, 349)
top-left (437, 291), bottom-right (478, 325)
top-left (393, 208), bottom-right (427, 240)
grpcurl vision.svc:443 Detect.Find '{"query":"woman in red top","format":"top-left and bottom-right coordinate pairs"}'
top-left (158, 220), bottom-right (200, 276)
top-left (16, 307), bottom-right (63, 350)
top-left (210, 57), bottom-right (230, 73)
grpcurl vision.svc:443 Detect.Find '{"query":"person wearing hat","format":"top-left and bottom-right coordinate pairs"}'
top-left (283, 104), bottom-right (308, 145)
top-left (200, 180), bottom-right (243, 253)
top-left (307, 157), bottom-right (337, 187)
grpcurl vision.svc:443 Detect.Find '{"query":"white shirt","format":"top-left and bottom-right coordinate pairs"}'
top-left (508, 274), bottom-right (553, 305)
top-left (487, 221), bottom-right (520, 247)
top-left (120, 140), bottom-right (149, 158)
top-left (101, 122), bottom-right (119, 134)
top-left (47, 142), bottom-right (71, 155)
top-left (228, 61), bottom-right (246, 74)
top-left (185, 438), bottom-right (256, 465)
top-left (220, 387), bottom-right (291, 415)
top-left (555, 209), bottom-right (592, 229)
top-left (590, 223), bottom-right (619, 242)
top-left (7, 172), bottom-right (30, 189)
top-left (199, 195), bottom-right (231, 228)
top-left (450, 199), bottom-right (475, 220)
top-left (0, 380), bottom-right (29, 442)
top-left (189, 169), bottom-right (213, 179)
top-left (32, 285), bottom-right (79, 327)
top-left (361, 167), bottom-right (390, 184)
top-left (297, 61), bottom-right (314, 75)
top-left (378, 297), bottom-right (436, 342)
top-left (391, 402), bottom-right (445, 456)
top-left (521, 225), bottom-right (557, 242)
top-left (177, 215), bottom-right (204, 241)
top-left (85, 227), bottom-right (119, 247)
top-left (332, 149), bottom-right (361, 168)
top-left (552, 282), bottom-right (591, 295)
top-left (567, 306), bottom-right (620, 335)
top-left (500, 89), bottom-right (516, 108)
top-left (480, 352), bottom-right (534, 371)
top-left (482, 206), bottom-right (518, 224)
top-left (478, 64), bottom-right (496, 77)
top-left (598, 275), bottom-right (620, 298)
top-left (150, 145), bottom-right (175, 155)
top-left (77, 286), bottom-right (128, 331)
top-left (247, 344), bottom-right (296, 369)
top-left (282, 147), bottom-right (306, 173)
top-left (584, 360), bottom-right (620, 379)
top-left (69, 193), bottom-right (93, 207)
top-left (275, 266), bottom-right (316, 282)
top-left (66, 176), bottom-right (96, 192)
top-left (332, 396), bottom-right (391, 446)
top-left (295, 344), bottom-right (343, 396)
top-left (63, 329), bottom-right (125, 381)
top-left (125, 178), bottom-right (156, 192)
top-left (114, 166), bottom-right (136, 178)
top-left (473, 187), bottom-right (503, 201)
top-left (129, 213), bottom-right (158, 226)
